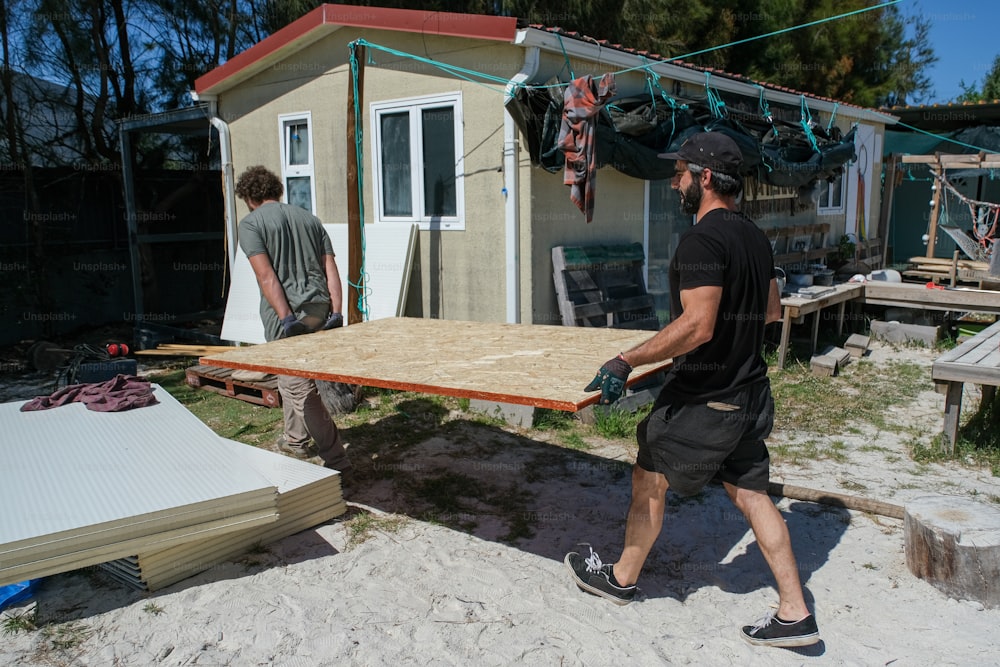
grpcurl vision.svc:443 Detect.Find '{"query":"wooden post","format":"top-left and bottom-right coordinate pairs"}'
top-left (345, 44), bottom-right (366, 325)
top-left (926, 159), bottom-right (942, 258)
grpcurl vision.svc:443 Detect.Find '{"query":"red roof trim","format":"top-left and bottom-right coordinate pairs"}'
top-left (194, 4), bottom-right (518, 95)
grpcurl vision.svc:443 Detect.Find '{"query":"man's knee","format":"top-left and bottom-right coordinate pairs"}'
top-left (725, 483), bottom-right (768, 515)
top-left (632, 464), bottom-right (669, 497)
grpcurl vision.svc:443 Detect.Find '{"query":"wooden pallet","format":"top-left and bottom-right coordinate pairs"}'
top-left (552, 243), bottom-right (659, 330)
top-left (185, 365), bottom-right (281, 408)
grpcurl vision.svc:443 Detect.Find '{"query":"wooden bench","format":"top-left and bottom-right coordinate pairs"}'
top-left (552, 244), bottom-right (659, 330)
top-left (931, 319), bottom-right (1000, 452)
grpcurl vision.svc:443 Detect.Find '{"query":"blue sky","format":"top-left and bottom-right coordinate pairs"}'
top-left (905, 0), bottom-right (1000, 103)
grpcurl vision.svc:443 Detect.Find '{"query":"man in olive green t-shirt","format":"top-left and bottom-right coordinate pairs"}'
top-left (235, 165), bottom-right (351, 476)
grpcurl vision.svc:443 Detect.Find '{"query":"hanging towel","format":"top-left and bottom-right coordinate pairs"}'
top-left (20, 374), bottom-right (159, 412)
top-left (558, 73), bottom-right (616, 222)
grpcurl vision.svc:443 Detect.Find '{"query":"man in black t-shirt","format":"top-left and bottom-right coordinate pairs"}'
top-left (566, 133), bottom-right (820, 648)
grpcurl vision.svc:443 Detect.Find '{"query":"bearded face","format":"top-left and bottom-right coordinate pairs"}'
top-left (679, 176), bottom-right (702, 215)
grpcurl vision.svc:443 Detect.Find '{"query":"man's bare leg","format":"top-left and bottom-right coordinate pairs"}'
top-left (725, 483), bottom-right (810, 620)
top-left (613, 465), bottom-right (670, 586)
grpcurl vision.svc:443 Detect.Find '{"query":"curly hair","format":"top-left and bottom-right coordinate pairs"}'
top-left (235, 165), bottom-right (284, 203)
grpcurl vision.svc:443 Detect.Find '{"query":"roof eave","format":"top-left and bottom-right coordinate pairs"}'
top-left (516, 28), bottom-right (898, 126)
top-left (194, 4), bottom-right (518, 97)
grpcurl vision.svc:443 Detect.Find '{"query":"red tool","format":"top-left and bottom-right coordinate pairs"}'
top-left (106, 342), bottom-right (130, 357)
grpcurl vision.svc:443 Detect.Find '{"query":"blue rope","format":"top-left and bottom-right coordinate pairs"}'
top-left (556, 34), bottom-right (576, 81)
top-left (612, 0), bottom-right (903, 78)
top-left (705, 73), bottom-right (727, 118)
top-left (353, 38), bottom-right (514, 96)
top-left (756, 84), bottom-right (776, 138)
top-left (799, 96), bottom-right (820, 153)
top-left (826, 102), bottom-right (839, 132)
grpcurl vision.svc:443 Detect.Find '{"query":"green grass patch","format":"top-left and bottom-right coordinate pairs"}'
top-left (343, 511), bottom-right (407, 548)
top-left (770, 359), bottom-right (928, 435)
top-left (1, 609), bottom-right (38, 635)
top-left (155, 369), bottom-right (283, 447)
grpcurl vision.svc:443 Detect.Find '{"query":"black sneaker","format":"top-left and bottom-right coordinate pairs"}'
top-left (741, 610), bottom-right (820, 647)
top-left (564, 545), bottom-right (637, 605)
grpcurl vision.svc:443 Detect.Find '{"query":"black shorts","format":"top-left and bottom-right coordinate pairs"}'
top-left (635, 380), bottom-right (774, 496)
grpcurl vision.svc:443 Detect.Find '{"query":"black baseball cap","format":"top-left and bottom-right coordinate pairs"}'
top-left (658, 132), bottom-right (743, 176)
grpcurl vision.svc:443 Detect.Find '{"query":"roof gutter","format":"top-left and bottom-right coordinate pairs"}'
top-left (515, 28), bottom-right (899, 126)
top-left (501, 46), bottom-right (541, 324)
top-left (191, 92), bottom-right (238, 271)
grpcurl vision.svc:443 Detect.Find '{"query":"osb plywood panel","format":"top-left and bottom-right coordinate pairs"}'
top-left (201, 317), bottom-right (671, 412)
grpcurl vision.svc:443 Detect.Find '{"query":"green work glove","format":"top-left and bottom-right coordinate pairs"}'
top-left (584, 354), bottom-right (632, 404)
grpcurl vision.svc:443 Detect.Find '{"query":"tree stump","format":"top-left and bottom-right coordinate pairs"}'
top-left (904, 495), bottom-right (1000, 609)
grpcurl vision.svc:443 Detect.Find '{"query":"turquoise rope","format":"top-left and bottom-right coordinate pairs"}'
top-left (756, 84), bottom-right (776, 137)
top-left (891, 120), bottom-right (1000, 153)
top-left (826, 102), bottom-right (839, 132)
top-left (354, 39), bottom-right (513, 96)
top-left (705, 73), bottom-right (727, 118)
top-left (348, 42), bottom-right (370, 320)
top-left (612, 0), bottom-right (903, 78)
top-left (799, 96), bottom-right (820, 153)
top-left (556, 34), bottom-right (576, 81)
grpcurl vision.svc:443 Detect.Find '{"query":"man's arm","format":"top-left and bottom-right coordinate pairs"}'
top-left (765, 278), bottom-right (782, 325)
top-left (248, 253), bottom-right (293, 320)
top-left (324, 253), bottom-right (343, 314)
top-left (620, 285), bottom-right (722, 367)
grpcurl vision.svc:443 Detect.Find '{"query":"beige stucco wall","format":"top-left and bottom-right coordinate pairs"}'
top-left (218, 29), bottom-right (527, 323)
top-left (213, 27), bottom-right (887, 328)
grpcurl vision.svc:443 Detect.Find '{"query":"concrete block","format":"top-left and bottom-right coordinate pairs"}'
top-left (844, 333), bottom-right (871, 358)
top-left (820, 346), bottom-right (851, 367)
top-left (870, 320), bottom-right (942, 346)
top-left (468, 399), bottom-right (535, 428)
top-left (905, 495), bottom-right (1000, 609)
top-left (810, 354), bottom-right (838, 377)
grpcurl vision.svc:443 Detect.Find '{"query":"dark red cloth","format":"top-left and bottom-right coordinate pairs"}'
top-left (20, 374), bottom-right (159, 412)
top-left (558, 73), bottom-right (616, 223)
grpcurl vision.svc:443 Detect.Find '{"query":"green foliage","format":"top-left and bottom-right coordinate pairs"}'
top-left (956, 55), bottom-right (1000, 103)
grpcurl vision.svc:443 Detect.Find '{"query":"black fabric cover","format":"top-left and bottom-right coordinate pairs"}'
top-left (507, 85), bottom-right (857, 189)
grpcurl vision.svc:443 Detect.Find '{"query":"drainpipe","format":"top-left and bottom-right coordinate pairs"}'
top-left (192, 93), bottom-right (238, 269)
top-left (503, 46), bottom-right (541, 324)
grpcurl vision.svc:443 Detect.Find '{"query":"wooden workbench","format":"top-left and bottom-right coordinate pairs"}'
top-left (202, 317), bottom-right (671, 412)
top-left (776, 283), bottom-right (865, 369)
top-left (931, 319), bottom-right (1000, 452)
top-left (861, 281), bottom-right (1000, 314)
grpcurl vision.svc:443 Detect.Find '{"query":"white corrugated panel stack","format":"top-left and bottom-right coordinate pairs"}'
top-left (101, 437), bottom-right (345, 591)
top-left (0, 386), bottom-right (283, 586)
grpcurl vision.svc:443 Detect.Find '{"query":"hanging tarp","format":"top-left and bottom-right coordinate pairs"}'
top-left (759, 126), bottom-right (857, 188)
top-left (508, 84), bottom-right (857, 189)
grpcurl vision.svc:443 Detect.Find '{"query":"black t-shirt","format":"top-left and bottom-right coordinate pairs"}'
top-left (662, 207), bottom-right (774, 400)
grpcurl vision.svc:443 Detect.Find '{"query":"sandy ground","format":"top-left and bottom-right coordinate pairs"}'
top-left (3, 341), bottom-right (1000, 666)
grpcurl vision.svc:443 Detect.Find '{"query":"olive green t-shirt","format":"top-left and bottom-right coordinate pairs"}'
top-left (238, 202), bottom-right (335, 341)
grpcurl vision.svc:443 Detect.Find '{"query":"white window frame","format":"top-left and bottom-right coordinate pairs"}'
top-left (277, 112), bottom-right (316, 213)
top-left (371, 92), bottom-right (465, 230)
top-left (817, 171), bottom-right (846, 215)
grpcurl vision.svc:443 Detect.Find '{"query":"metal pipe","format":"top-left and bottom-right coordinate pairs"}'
top-left (502, 46), bottom-right (541, 324)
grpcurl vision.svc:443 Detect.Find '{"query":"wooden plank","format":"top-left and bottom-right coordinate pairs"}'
top-left (907, 256), bottom-right (990, 270)
top-left (861, 282), bottom-right (1000, 314)
top-left (200, 317), bottom-right (672, 412)
top-left (934, 321), bottom-right (1000, 365)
